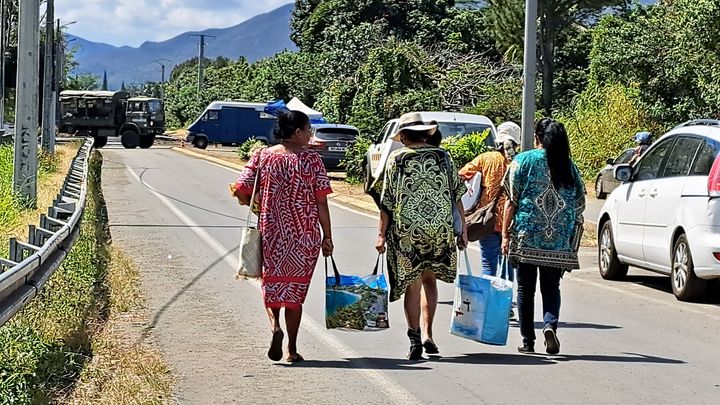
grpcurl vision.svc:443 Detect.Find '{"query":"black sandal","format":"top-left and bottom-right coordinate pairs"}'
top-left (407, 328), bottom-right (423, 360)
top-left (423, 339), bottom-right (439, 355)
top-left (268, 330), bottom-right (284, 361)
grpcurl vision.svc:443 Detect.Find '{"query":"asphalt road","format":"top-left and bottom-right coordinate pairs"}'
top-left (101, 144), bottom-right (720, 404)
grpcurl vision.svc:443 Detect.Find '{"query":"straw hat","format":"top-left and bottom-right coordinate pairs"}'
top-left (390, 112), bottom-right (438, 142)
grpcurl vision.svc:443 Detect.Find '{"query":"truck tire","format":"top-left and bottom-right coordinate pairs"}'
top-left (139, 135), bottom-right (156, 149)
top-left (121, 130), bottom-right (140, 149)
top-left (194, 136), bottom-right (208, 149)
top-left (92, 136), bottom-right (108, 149)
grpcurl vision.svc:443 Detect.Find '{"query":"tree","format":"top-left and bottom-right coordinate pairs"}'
top-left (121, 81), bottom-right (126, 91)
top-left (64, 74), bottom-right (99, 91)
top-left (101, 70), bottom-right (108, 90)
top-left (486, 0), bottom-right (624, 115)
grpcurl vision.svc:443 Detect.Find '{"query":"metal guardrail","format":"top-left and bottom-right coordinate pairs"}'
top-left (0, 137), bottom-right (94, 326)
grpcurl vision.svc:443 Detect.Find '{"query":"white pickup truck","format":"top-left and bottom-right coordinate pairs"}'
top-left (363, 111), bottom-right (497, 191)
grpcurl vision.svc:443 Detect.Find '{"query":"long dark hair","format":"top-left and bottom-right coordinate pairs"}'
top-left (536, 119), bottom-right (575, 190)
top-left (273, 110), bottom-right (310, 139)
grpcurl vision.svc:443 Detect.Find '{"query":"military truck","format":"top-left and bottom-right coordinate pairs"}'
top-left (58, 90), bottom-right (165, 149)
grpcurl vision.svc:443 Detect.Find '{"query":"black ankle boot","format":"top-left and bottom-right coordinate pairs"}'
top-left (407, 328), bottom-right (423, 360)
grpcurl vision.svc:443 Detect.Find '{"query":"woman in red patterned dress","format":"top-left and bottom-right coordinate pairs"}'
top-left (233, 111), bottom-right (333, 363)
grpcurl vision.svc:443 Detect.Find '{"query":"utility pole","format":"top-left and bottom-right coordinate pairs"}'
top-left (0, 0), bottom-right (6, 130)
top-left (13, 0), bottom-right (40, 202)
top-left (41, 0), bottom-right (55, 153)
top-left (189, 34), bottom-right (214, 99)
top-left (54, 19), bottom-right (62, 124)
top-left (521, 0), bottom-right (538, 152)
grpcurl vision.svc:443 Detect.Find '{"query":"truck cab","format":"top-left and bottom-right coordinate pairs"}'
top-left (119, 97), bottom-right (166, 149)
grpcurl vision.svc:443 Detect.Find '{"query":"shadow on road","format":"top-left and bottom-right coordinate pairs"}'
top-left (522, 321), bottom-right (621, 330)
top-left (621, 275), bottom-right (720, 305)
top-left (144, 245), bottom-right (238, 335)
top-left (280, 351), bottom-right (683, 369)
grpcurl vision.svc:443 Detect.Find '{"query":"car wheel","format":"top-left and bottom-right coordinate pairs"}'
top-left (363, 158), bottom-right (373, 193)
top-left (599, 220), bottom-right (628, 280)
top-left (120, 130), bottom-right (139, 149)
top-left (595, 176), bottom-right (607, 199)
top-left (194, 136), bottom-right (208, 149)
top-left (139, 135), bottom-right (155, 149)
top-left (671, 234), bottom-right (707, 301)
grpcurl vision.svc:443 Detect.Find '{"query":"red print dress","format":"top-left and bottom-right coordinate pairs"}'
top-left (234, 149), bottom-right (332, 309)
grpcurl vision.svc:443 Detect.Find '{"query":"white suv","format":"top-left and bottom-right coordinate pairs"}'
top-left (598, 120), bottom-right (720, 301)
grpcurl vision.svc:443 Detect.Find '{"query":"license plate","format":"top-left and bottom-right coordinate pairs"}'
top-left (328, 146), bottom-right (347, 152)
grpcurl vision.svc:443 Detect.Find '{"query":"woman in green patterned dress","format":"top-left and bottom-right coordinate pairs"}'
top-left (376, 113), bottom-right (468, 360)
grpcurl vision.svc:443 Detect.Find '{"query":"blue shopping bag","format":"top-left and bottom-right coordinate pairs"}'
top-left (325, 255), bottom-right (390, 330)
top-left (450, 251), bottom-right (513, 345)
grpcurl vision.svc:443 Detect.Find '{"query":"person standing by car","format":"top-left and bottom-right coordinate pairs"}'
top-left (459, 121), bottom-right (521, 277)
top-left (376, 112), bottom-right (468, 361)
top-left (232, 111), bottom-right (334, 363)
top-left (628, 131), bottom-right (652, 166)
top-left (501, 118), bottom-right (586, 355)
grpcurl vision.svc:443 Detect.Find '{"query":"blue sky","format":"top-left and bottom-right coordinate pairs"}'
top-left (55, 0), bottom-right (292, 47)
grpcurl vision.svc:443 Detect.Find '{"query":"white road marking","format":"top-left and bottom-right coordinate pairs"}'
top-left (125, 165), bottom-right (421, 405)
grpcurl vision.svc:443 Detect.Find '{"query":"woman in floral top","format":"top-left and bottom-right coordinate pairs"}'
top-left (501, 118), bottom-right (585, 356)
top-left (376, 112), bottom-right (467, 361)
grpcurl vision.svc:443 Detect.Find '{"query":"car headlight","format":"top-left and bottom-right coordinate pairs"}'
top-left (150, 121), bottom-right (154, 126)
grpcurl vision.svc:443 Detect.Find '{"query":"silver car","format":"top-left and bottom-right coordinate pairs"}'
top-left (595, 148), bottom-right (634, 199)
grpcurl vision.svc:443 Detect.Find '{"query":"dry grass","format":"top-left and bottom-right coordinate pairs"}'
top-left (66, 248), bottom-right (172, 405)
top-left (581, 223), bottom-right (598, 248)
top-left (0, 143), bottom-right (79, 245)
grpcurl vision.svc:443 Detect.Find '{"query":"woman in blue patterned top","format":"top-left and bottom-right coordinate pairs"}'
top-left (501, 118), bottom-right (585, 355)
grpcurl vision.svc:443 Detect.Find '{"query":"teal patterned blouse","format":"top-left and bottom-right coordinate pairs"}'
top-left (503, 149), bottom-right (586, 269)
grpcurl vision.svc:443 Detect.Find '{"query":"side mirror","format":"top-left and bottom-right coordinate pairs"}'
top-left (606, 158), bottom-right (615, 165)
top-left (614, 164), bottom-right (633, 182)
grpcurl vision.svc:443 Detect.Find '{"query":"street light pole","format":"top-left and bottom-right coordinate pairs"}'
top-left (13, 0), bottom-right (40, 202)
top-left (521, 0), bottom-right (538, 152)
top-left (154, 58), bottom-right (171, 102)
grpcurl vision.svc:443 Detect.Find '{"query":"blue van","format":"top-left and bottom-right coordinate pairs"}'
top-left (186, 101), bottom-right (278, 149)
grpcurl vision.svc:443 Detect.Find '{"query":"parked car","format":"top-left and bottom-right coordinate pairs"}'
top-left (309, 123), bottom-right (359, 169)
top-left (364, 112), bottom-right (497, 191)
top-left (595, 148), bottom-right (635, 199)
top-left (597, 119), bottom-right (720, 301)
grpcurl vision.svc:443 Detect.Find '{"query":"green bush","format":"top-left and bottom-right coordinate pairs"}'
top-left (441, 130), bottom-right (491, 168)
top-left (555, 83), bottom-right (658, 180)
top-left (237, 138), bottom-right (267, 161)
top-left (341, 134), bottom-right (373, 183)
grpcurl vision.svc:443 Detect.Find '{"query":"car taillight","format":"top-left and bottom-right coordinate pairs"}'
top-left (708, 154), bottom-right (720, 198)
top-left (309, 137), bottom-right (325, 150)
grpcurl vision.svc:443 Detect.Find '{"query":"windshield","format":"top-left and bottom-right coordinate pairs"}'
top-left (315, 127), bottom-right (358, 141)
top-left (436, 122), bottom-right (494, 145)
top-left (148, 100), bottom-right (162, 114)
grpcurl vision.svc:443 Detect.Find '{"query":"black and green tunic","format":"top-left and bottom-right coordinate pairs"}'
top-left (380, 146), bottom-right (466, 302)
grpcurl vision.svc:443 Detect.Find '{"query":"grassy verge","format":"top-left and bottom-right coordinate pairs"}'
top-left (66, 248), bottom-right (172, 404)
top-left (0, 151), bottom-right (172, 403)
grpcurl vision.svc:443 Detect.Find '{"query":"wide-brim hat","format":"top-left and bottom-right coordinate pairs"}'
top-left (390, 112), bottom-right (437, 142)
top-left (495, 121), bottom-right (521, 145)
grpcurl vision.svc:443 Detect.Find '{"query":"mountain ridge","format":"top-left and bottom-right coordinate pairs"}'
top-left (69, 3), bottom-right (296, 89)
